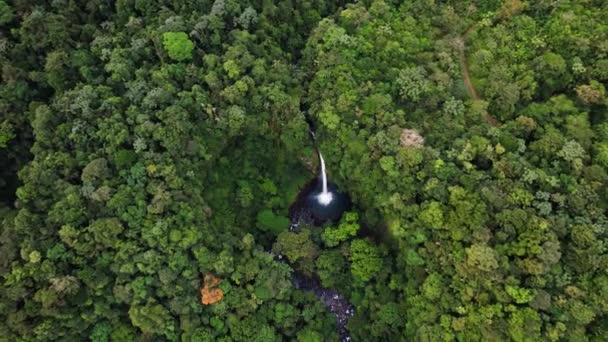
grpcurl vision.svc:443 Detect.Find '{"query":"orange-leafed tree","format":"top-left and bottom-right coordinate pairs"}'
top-left (201, 274), bottom-right (223, 305)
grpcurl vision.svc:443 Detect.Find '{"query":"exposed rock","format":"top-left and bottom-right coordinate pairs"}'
top-left (400, 128), bottom-right (424, 148)
top-left (292, 272), bottom-right (354, 341)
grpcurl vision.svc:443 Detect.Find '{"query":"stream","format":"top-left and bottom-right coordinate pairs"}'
top-left (292, 271), bottom-right (354, 341)
top-left (281, 218), bottom-right (354, 341)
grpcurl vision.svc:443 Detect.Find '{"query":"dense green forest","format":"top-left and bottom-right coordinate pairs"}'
top-left (1, 0), bottom-right (607, 340)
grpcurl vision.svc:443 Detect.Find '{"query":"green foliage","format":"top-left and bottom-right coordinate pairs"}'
top-left (81, 158), bottom-right (110, 183)
top-left (397, 66), bottom-right (432, 102)
top-left (418, 201), bottom-right (444, 229)
top-left (421, 272), bottom-right (442, 300)
top-left (466, 244), bottom-right (499, 273)
top-left (90, 322), bottom-right (111, 342)
top-left (162, 32), bottom-right (194, 62)
top-left (128, 302), bottom-right (172, 336)
top-left (0, 1), bottom-right (344, 340)
top-left (321, 212), bottom-right (359, 247)
top-left (273, 229), bottom-right (318, 264)
top-left (405, 249), bottom-right (425, 267)
top-left (1, 1), bottom-right (608, 341)
top-left (505, 285), bottom-right (536, 304)
top-left (350, 239), bottom-right (382, 283)
top-left (88, 218), bottom-right (124, 247)
top-left (315, 250), bottom-right (347, 288)
top-left (0, 120), bottom-right (14, 148)
top-left (0, 1), bottom-right (13, 25)
top-left (297, 329), bottom-right (323, 342)
top-left (256, 210), bottom-right (289, 234)
top-left (508, 308), bottom-right (541, 342)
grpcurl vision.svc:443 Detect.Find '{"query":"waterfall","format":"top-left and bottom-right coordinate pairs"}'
top-left (319, 152), bottom-right (328, 194)
top-left (289, 114), bottom-right (349, 222)
top-left (309, 128), bottom-right (316, 140)
top-left (317, 152), bottom-right (333, 206)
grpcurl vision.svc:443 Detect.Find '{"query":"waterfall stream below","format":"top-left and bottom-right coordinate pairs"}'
top-left (280, 116), bottom-right (354, 341)
top-left (291, 272), bottom-right (354, 341)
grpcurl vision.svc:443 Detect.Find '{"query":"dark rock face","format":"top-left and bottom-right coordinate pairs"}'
top-left (289, 178), bottom-right (350, 225)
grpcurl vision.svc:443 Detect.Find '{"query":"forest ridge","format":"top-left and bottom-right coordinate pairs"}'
top-left (1, 0), bottom-right (608, 341)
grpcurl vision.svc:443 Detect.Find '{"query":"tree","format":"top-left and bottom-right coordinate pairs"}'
top-left (2, 1), bottom-right (608, 340)
top-left (396, 66), bottom-right (432, 102)
top-left (87, 218), bottom-right (124, 248)
top-left (315, 250), bottom-right (347, 288)
top-left (418, 201), bottom-right (444, 229)
top-left (465, 244), bottom-right (499, 273)
top-left (201, 274), bottom-right (224, 305)
top-left (421, 272), bottom-right (443, 300)
top-left (272, 230), bottom-right (318, 264)
top-left (128, 302), bottom-right (172, 336)
top-left (0, 1), bottom-right (14, 25)
top-left (162, 32), bottom-right (194, 62)
top-left (322, 212), bottom-right (359, 247)
top-left (0, 120), bottom-right (14, 148)
top-left (576, 80), bottom-right (605, 105)
top-left (81, 158), bottom-right (110, 183)
top-left (256, 210), bottom-right (289, 235)
top-left (350, 239), bottom-right (382, 283)
top-left (508, 308), bottom-right (541, 342)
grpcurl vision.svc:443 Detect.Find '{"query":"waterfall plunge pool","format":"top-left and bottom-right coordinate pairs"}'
top-left (289, 176), bottom-right (350, 225)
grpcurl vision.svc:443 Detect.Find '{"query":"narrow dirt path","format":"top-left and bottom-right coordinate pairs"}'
top-left (459, 23), bottom-right (500, 126)
top-left (459, 46), bottom-right (479, 101)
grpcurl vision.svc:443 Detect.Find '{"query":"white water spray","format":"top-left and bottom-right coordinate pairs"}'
top-left (317, 152), bottom-right (333, 206)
